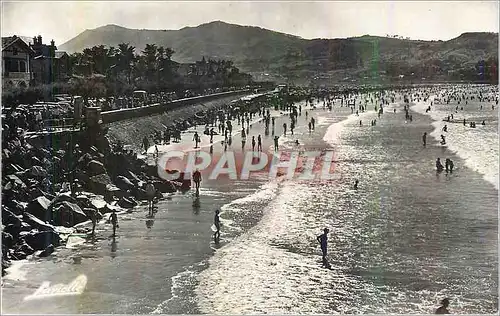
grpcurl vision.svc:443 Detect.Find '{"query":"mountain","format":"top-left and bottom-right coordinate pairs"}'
top-left (60, 21), bottom-right (498, 83)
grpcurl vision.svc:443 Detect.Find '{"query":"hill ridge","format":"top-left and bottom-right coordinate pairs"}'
top-left (58, 21), bottom-right (498, 83)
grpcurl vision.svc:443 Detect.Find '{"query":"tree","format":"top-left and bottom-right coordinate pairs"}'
top-left (117, 43), bottom-right (136, 84)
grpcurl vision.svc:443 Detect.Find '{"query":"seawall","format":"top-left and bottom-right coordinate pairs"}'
top-left (101, 89), bottom-right (255, 124)
top-left (105, 90), bottom-right (265, 152)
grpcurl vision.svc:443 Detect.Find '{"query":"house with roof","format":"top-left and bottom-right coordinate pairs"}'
top-left (30, 35), bottom-right (70, 85)
top-left (1, 35), bottom-right (35, 88)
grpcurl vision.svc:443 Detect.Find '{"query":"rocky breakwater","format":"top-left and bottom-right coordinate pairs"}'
top-left (1, 119), bottom-right (183, 276)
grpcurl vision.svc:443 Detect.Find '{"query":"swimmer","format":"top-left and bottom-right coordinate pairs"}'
top-left (436, 158), bottom-right (444, 172)
top-left (435, 298), bottom-right (450, 314)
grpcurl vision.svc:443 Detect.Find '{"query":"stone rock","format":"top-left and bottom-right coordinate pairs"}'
top-left (48, 193), bottom-right (77, 211)
top-left (20, 222), bottom-right (32, 232)
top-left (3, 224), bottom-right (21, 241)
top-left (88, 173), bottom-right (113, 195)
top-left (2, 258), bottom-right (11, 276)
top-left (28, 165), bottom-right (48, 177)
top-left (134, 188), bottom-right (148, 201)
top-left (2, 232), bottom-right (14, 249)
top-left (26, 196), bottom-right (51, 221)
top-left (38, 244), bottom-right (55, 257)
top-left (153, 180), bottom-right (177, 194)
top-left (75, 195), bottom-right (92, 210)
top-left (127, 171), bottom-right (141, 184)
top-left (5, 174), bottom-right (27, 189)
top-left (12, 250), bottom-right (27, 260)
top-left (23, 231), bottom-right (60, 251)
top-left (6, 200), bottom-right (25, 216)
top-left (23, 213), bottom-right (55, 232)
top-left (117, 197), bottom-right (137, 209)
top-left (82, 207), bottom-right (103, 221)
top-left (52, 202), bottom-right (88, 227)
top-left (115, 176), bottom-right (134, 190)
top-left (87, 160), bottom-right (106, 177)
top-left (90, 197), bottom-right (107, 210)
top-left (2, 207), bottom-right (22, 227)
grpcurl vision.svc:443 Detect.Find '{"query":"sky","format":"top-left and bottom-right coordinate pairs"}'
top-left (2, 1), bottom-right (499, 45)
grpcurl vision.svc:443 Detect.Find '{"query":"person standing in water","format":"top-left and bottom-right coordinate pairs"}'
top-left (354, 179), bottom-right (359, 190)
top-left (109, 210), bottom-right (118, 238)
top-left (213, 209), bottom-right (221, 242)
top-left (193, 169), bottom-right (202, 196)
top-left (436, 158), bottom-right (444, 172)
top-left (440, 135), bottom-right (446, 145)
top-left (146, 180), bottom-right (156, 216)
top-left (435, 298), bottom-right (450, 314)
top-left (317, 228), bottom-right (330, 268)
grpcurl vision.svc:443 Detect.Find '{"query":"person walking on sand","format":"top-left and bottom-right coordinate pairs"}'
top-left (193, 131), bottom-right (200, 148)
top-left (109, 210), bottom-right (118, 238)
top-left (423, 132), bottom-right (427, 146)
top-left (89, 208), bottom-right (98, 237)
top-left (193, 169), bottom-right (202, 196)
top-left (146, 180), bottom-right (156, 216)
top-left (435, 298), bottom-right (450, 314)
top-left (257, 135), bottom-right (262, 151)
top-left (213, 209), bottom-right (221, 242)
top-left (317, 228), bottom-right (330, 268)
top-left (142, 136), bottom-right (149, 153)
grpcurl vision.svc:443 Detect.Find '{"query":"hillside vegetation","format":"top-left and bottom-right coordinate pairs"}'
top-left (60, 21), bottom-right (499, 83)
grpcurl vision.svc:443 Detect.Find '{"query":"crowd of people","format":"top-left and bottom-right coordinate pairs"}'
top-left (2, 86), bottom-right (254, 134)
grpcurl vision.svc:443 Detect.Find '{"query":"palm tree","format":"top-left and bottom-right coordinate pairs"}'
top-left (117, 43), bottom-right (136, 84)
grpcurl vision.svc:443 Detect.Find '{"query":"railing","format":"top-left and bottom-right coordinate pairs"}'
top-left (42, 118), bottom-right (75, 128)
top-left (3, 72), bottom-right (30, 80)
top-left (101, 89), bottom-right (258, 124)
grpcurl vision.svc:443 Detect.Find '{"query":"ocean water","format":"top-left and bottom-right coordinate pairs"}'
top-left (411, 88), bottom-right (499, 190)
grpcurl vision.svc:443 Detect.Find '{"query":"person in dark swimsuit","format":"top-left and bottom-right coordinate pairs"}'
top-left (316, 228), bottom-right (330, 268)
top-left (435, 298), bottom-right (450, 314)
top-left (213, 209), bottom-right (221, 242)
